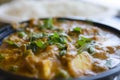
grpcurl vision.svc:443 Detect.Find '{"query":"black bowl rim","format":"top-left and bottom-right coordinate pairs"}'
top-left (0, 17), bottom-right (120, 80)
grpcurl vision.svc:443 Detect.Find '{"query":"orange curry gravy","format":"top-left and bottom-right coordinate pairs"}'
top-left (0, 18), bottom-right (120, 79)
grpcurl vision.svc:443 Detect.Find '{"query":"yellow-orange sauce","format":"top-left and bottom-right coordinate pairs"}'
top-left (0, 18), bottom-right (120, 79)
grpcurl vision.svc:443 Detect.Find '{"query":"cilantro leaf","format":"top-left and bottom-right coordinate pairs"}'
top-left (27, 40), bottom-right (46, 53)
top-left (29, 33), bottom-right (47, 41)
top-left (56, 43), bottom-right (66, 50)
top-left (18, 31), bottom-right (26, 38)
top-left (48, 32), bottom-right (67, 45)
top-left (47, 32), bottom-right (67, 56)
top-left (35, 40), bottom-right (46, 49)
top-left (59, 50), bottom-right (67, 56)
top-left (44, 18), bottom-right (53, 29)
top-left (87, 46), bottom-right (95, 54)
top-left (0, 54), bottom-right (5, 61)
top-left (9, 65), bottom-right (19, 72)
top-left (56, 43), bottom-right (67, 56)
top-left (77, 43), bottom-right (89, 54)
top-left (76, 36), bottom-right (92, 54)
top-left (39, 18), bottom-right (54, 30)
top-left (52, 32), bottom-right (59, 38)
top-left (5, 40), bottom-right (20, 47)
top-left (77, 36), bottom-right (91, 47)
top-left (26, 42), bottom-right (38, 53)
top-left (73, 27), bottom-right (82, 33)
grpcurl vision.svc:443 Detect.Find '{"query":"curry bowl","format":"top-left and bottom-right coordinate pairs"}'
top-left (0, 18), bottom-right (120, 80)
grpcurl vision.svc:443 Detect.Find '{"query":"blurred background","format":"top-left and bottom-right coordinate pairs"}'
top-left (0, 0), bottom-right (120, 80)
top-left (0, 0), bottom-right (120, 30)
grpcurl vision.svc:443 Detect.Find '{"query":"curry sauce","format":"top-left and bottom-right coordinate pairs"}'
top-left (0, 18), bottom-right (120, 79)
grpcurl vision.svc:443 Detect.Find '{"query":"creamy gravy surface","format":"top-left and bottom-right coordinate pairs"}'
top-left (0, 18), bottom-right (120, 79)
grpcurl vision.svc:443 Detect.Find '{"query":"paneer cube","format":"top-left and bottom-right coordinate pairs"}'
top-left (67, 52), bottom-right (93, 77)
top-left (36, 59), bottom-right (52, 79)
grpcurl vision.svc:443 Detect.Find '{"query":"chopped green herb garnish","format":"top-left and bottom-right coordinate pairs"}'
top-left (5, 40), bottom-right (19, 47)
top-left (76, 37), bottom-right (93, 54)
top-left (39, 18), bottom-right (54, 30)
top-left (18, 31), bottom-right (26, 38)
top-left (27, 40), bottom-right (46, 53)
top-left (5, 40), bottom-right (14, 45)
top-left (29, 33), bottom-right (48, 41)
top-left (48, 32), bottom-right (67, 45)
top-left (77, 36), bottom-right (91, 47)
top-left (56, 43), bottom-right (67, 56)
top-left (56, 43), bottom-right (66, 50)
top-left (57, 43), bottom-right (67, 56)
top-left (59, 50), bottom-right (67, 56)
top-left (53, 32), bottom-right (59, 38)
top-left (77, 41), bottom-right (96, 54)
top-left (88, 46), bottom-right (95, 54)
top-left (77, 43), bottom-right (89, 54)
top-left (59, 37), bottom-right (67, 44)
top-left (47, 32), bottom-right (67, 56)
top-left (29, 33), bottom-right (42, 41)
top-left (35, 40), bottom-right (46, 49)
top-left (73, 27), bottom-right (82, 33)
top-left (9, 65), bottom-right (19, 72)
top-left (18, 32), bottom-right (26, 37)
top-left (44, 18), bottom-right (53, 29)
top-left (0, 54), bottom-right (5, 61)
top-left (26, 42), bottom-right (38, 53)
